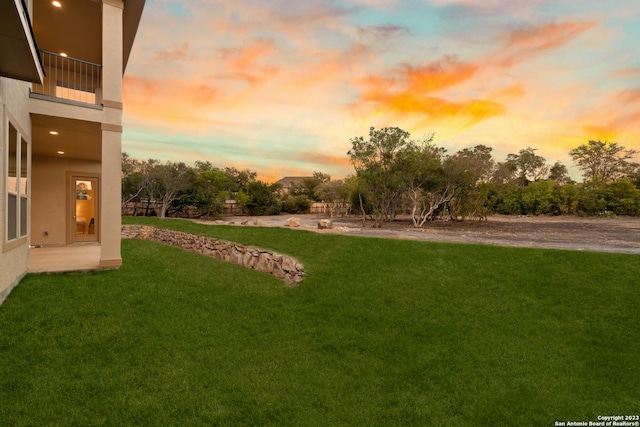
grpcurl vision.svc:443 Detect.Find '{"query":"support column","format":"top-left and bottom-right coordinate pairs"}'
top-left (100, 124), bottom-right (123, 268)
top-left (99, 0), bottom-right (124, 268)
top-left (102, 0), bottom-right (123, 106)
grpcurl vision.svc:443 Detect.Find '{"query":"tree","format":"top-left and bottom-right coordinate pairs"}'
top-left (292, 171), bottom-right (332, 202)
top-left (445, 145), bottom-right (495, 220)
top-left (313, 171), bottom-right (331, 184)
top-left (453, 145), bottom-right (495, 183)
top-left (520, 180), bottom-right (559, 215)
top-left (556, 182), bottom-right (579, 215)
top-left (195, 168), bottom-right (231, 218)
top-left (603, 178), bottom-right (640, 215)
top-left (316, 179), bottom-right (351, 217)
top-left (488, 183), bottom-right (522, 215)
top-left (146, 161), bottom-right (196, 218)
top-left (628, 163), bottom-right (640, 189)
top-left (223, 167), bottom-right (257, 192)
top-left (290, 174), bottom-right (325, 201)
top-left (548, 161), bottom-right (572, 185)
top-left (348, 127), bottom-right (414, 226)
top-left (569, 140), bottom-right (638, 184)
top-left (245, 181), bottom-right (279, 216)
top-left (222, 167), bottom-right (257, 214)
top-left (121, 152), bottom-right (147, 215)
top-left (491, 161), bottom-right (517, 185)
top-left (235, 190), bottom-right (250, 215)
top-left (505, 147), bottom-right (548, 188)
top-left (280, 194), bottom-right (311, 214)
top-left (349, 174), bottom-right (375, 226)
top-left (394, 136), bottom-right (447, 226)
top-left (194, 160), bottom-right (214, 173)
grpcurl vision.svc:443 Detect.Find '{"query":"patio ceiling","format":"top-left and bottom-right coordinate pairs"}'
top-left (31, 114), bottom-right (102, 162)
top-left (33, 0), bottom-right (145, 71)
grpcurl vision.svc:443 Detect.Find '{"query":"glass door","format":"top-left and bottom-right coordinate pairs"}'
top-left (72, 177), bottom-right (98, 242)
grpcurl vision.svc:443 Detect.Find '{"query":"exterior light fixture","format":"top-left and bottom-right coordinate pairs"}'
top-left (49, 131), bottom-right (59, 135)
top-left (52, 1), bottom-right (62, 7)
top-left (60, 53), bottom-right (67, 57)
top-left (57, 151), bottom-right (65, 155)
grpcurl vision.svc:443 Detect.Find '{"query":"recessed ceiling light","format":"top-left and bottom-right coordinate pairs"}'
top-left (52, 1), bottom-right (62, 7)
top-left (60, 53), bottom-right (67, 57)
top-left (49, 131), bottom-right (59, 135)
top-left (57, 151), bottom-right (65, 155)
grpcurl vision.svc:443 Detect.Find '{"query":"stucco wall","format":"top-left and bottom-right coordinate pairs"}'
top-left (0, 77), bottom-right (32, 304)
top-left (31, 156), bottom-right (100, 246)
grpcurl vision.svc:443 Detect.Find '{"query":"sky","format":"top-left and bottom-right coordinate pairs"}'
top-left (122, 0), bottom-right (640, 182)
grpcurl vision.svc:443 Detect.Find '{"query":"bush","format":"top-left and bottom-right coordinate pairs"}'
top-left (280, 195), bottom-right (311, 214)
top-left (489, 183), bottom-right (522, 215)
top-left (246, 181), bottom-right (278, 216)
top-left (520, 181), bottom-right (560, 215)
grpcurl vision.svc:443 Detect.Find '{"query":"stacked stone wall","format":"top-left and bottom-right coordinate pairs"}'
top-left (122, 225), bottom-right (304, 286)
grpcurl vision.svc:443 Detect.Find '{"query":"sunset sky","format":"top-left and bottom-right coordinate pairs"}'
top-left (122, 0), bottom-right (640, 182)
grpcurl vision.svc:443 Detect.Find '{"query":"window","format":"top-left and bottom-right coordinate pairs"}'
top-left (20, 136), bottom-right (28, 237)
top-left (5, 121), bottom-right (29, 244)
top-left (7, 123), bottom-right (18, 240)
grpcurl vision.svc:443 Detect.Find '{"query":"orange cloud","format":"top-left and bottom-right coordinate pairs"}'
top-left (360, 90), bottom-right (504, 125)
top-left (294, 43), bottom-right (374, 89)
top-left (494, 21), bottom-right (597, 67)
top-left (301, 153), bottom-right (353, 169)
top-left (350, 20), bottom-right (599, 133)
top-left (401, 56), bottom-right (479, 93)
top-left (124, 75), bottom-right (217, 107)
top-left (576, 89), bottom-right (640, 144)
top-left (215, 39), bottom-right (280, 87)
top-left (123, 75), bottom-right (219, 129)
top-left (614, 88), bottom-right (640, 104)
top-left (354, 55), bottom-right (502, 126)
top-left (491, 83), bottom-right (527, 99)
top-left (219, 38), bottom-right (277, 69)
top-left (612, 67), bottom-right (640, 77)
top-left (154, 42), bottom-right (189, 61)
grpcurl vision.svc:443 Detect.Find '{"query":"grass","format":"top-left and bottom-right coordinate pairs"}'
top-left (1, 217), bottom-right (639, 426)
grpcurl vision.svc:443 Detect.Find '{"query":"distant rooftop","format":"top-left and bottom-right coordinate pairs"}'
top-left (275, 176), bottom-right (311, 188)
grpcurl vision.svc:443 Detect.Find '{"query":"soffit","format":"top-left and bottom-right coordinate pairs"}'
top-left (33, 0), bottom-right (102, 65)
top-left (31, 114), bottom-right (102, 162)
top-left (0, 0), bottom-right (44, 83)
top-left (123, 0), bottom-right (146, 72)
top-left (33, 0), bottom-right (146, 71)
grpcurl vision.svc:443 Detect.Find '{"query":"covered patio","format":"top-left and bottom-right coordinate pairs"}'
top-left (28, 245), bottom-right (101, 274)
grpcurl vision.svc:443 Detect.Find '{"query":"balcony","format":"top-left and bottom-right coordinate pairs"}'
top-left (31, 50), bottom-right (102, 109)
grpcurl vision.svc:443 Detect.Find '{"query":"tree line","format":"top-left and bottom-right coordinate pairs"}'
top-left (121, 156), bottom-right (338, 218)
top-left (122, 127), bottom-right (640, 223)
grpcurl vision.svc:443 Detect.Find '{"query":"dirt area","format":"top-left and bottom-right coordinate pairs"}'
top-left (207, 214), bottom-right (640, 255)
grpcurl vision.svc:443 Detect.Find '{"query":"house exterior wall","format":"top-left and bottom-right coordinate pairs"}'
top-left (28, 0), bottom-right (127, 268)
top-left (31, 156), bottom-right (100, 247)
top-left (99, 0), bottom-right (125, 268)
top-left (2, 0), bottom-right (143, 304)
top-left (0, 76), bottom-right (33, 305)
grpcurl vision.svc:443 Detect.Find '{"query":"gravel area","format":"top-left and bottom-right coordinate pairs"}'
top-left (201, 214), bottom-right (640, 255)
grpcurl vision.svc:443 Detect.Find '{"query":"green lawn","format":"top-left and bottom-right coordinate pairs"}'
top-left (1, 218), bottom-right (639, 426)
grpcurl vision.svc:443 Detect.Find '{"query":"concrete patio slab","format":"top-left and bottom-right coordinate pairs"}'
top-left (28, 245), bottom-right (101, 273)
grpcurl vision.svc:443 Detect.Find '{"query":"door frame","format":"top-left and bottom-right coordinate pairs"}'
top-left (66, 172), bottom-right (100, 244)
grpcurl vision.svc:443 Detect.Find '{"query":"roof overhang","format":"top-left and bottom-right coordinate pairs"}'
top-left (0, 0), bottom-right (44, 83)
top-left (123, 0), bottom-right (146, 73)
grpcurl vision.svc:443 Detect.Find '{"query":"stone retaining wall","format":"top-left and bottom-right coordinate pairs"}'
top-left (122, 225), bottom-right (304, 286)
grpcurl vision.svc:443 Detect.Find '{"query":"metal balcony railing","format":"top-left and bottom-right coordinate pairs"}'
top-left (31, 50), bottom-right (102, 107)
